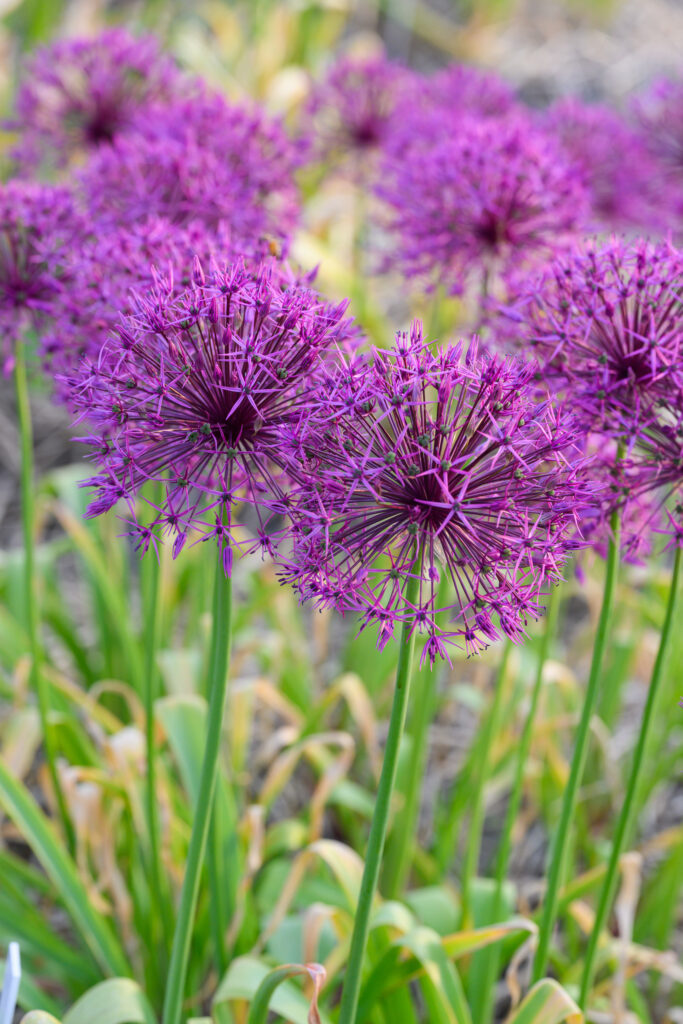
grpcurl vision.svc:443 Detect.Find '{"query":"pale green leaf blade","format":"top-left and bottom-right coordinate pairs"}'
top-left (0, 759), bottom-right (129, 978)
top-left (215, 956), bottom-right (333, 1024)
top-left (506, 980), bottom-right (583, 1024)
top-left (63, 979), bottom-right (157, 1024)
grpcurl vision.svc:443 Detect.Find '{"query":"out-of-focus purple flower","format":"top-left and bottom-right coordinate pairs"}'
top-left (384, 64), bottom-right (517, 158)
top-left (577, 437), bottom-right (664, 564)
top-left (498, 238), bottom-right (683, 434)
top-left (632, 76), bottom-right (683, 174)
top-left (377, 114), bottom-right (589, 296)
top-left (541, 98), bottom-right (659, 230)
top-left (66, 259), bottom-right (352, 570)
top-left (0, 180), bottom-right (85, 371)
top-left (281, 323), bottom-right (590, 663)
top-left (303, 52), bottom-right (413, 170)
top-left (77, 90), bottom-right (301, 258)
top-left (41, 216), bottom-right (202, 392)
top-left (8, 29), bottom-right (188, 173)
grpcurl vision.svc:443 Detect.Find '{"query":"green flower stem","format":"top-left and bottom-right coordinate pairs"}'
top-left (337, 569), bottom-right (420, 1024)
top-left (141, 536), bottom-right (173, 966)
top-left (461, 638), bottom-right (512, 928)
top-left (15, 343), bottom-right (74, 852)
top-left (162, 560), bottom-right (232, 1024)
top-left (382, 645), bottom-right (439, 899)
top-left (479, 586), bottom-right (560, 1024)
top-left (532, 514), bottom-right (621, 983)
top-left (579, 544), bottom-right (682, 1008)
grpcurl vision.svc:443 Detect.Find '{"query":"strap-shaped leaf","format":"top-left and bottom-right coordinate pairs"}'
top-left (62, 980), bottom-right (157, 1024)
top-left (247, 963), bottom-right (325, 1024)
top-left (506, 980), bottom-right (583, 1024)
top-left (0, 760), bottom-right (129, 978)
top-left (215, 956), bottom-right (333, 1024)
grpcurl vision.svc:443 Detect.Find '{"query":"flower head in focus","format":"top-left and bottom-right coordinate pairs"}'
top-left (9, 29), bottom-right (188, 172)
top-left (499, 238), bottom-right (683, 434)
top-left (282, 323), bottom-right (590, 663)
top-left (77, 89), bottom-right (301, 258)
top-left (0, 180), bottom-right (85, 371)
top-left (377, 114), bottom-right (589, 295)
top-left (66, 259), bottom-right (352, 571)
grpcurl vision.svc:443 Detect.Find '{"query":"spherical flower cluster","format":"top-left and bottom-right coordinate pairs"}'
top-left (304, 53), bottom-right (412, 168)
top-left (66, 259), bottom-right (353, 571)
top-left (77, 90), bottom-right (301, 258)
top-left (377, 114), bottom-right (589, 295)
top-left (282, 324), bottom-right (590, 663)
top-left (41, 217), bottom-right (205, 390)
top-left (578, 438), bottom-right (664, 565)
top-left (541, 98), bottom-right (658, 230)
top-left (0, 180), bottom-right (85, 370)
top-left (384, 64), bottom-right (517, 158)
top-left (8, 29), bottom-right (188, 172)
top-left (499, 238), bottom-right (683, 434)
top-left (632, 76), bottom-right (683, 173)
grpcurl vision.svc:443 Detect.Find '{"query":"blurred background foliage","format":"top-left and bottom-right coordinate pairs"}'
top-left (0, 1), bottom-right (681, 1023)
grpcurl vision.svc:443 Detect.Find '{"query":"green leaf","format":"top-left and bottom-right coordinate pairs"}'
top-left (214, 956), bottom-right (333, 1024)
top-left (247, 963), bottom-right (325, 1024)
top-left (402, 927), bottom-right (472, 1024)
top-left (0, 758), bottom-right (130, 978)
top-left (20, 1014), bottom-right (62, 1024)
top-left (506, 980), bottom-right (583, 1024)
top-left (63, 979), bottom-right (158, 1024)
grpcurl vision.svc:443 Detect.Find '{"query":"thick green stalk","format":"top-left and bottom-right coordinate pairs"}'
top-left (141, 539), bottom-right (173, 966)
top-left (382, 648), bottom-right (439, 899)
top-left (14, 345), bottom-right (74, 851)
top-left (461, 639), bottom-right (512, 927)
top-left (162, 561), bottom-right (232, 1024)
top-left (579, 545), bottom-right (682, 1008)
top-left (337, 570), bottom-right (420, 1024)
top-left (479, 587), bottom-right (560, 1024)
top-left (532, 515), bottom-right (621, 983)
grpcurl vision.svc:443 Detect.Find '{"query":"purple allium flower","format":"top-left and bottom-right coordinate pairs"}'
top-left (282, 323), bottom-right (589, 663)
top-left (578, 438), bottom-right (664, 565)
top-left (303, 52), bottom-right (412, 169)
top-left (41, 216), bottom-right (201, 392)
top-left (541, 98), bottom-right (658, 230)
top-left (632, 76), bottom-right (683, 174)
top-left (377, 114), bottom-right (589, 296)
top-left (77, 89), bottom-right (300, 259)
top-left (0, 180), bottom-right (85, 371)
top-left (9, 29), bottom-right (187, 173)
top-left (499, 238), bottom-right (683, 434)
top-left (66, 259), bottom-right (352, 571)
top-left (631, 76), bottom-right (683, 231)
top-left (384, 64), bottom-right (517, 159)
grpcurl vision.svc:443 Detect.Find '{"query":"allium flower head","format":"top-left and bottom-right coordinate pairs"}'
top-left (578, 438), bottom-right (664, 564)
top-left (542, 98), bottom-right (658, 230)
top-left (304, 53), bottom-right (411, 168)
top-left (67, 259), bottom-right (352, 570)
top-left (632, 76), bottom-right (683, 173)
top-left (377, 114), bottom-right (589, 295)
top-left (41, 216), bottom-right (204, 390)
top-left (283, 324), bottom-right (589, 663)
top-left (78, 90), bottom-right (300, 258)
top-left (501, 238), bottom-right (683, 434)
top-left (385, 64), bottom-right (517, 158)
top-left (9, 29), bottom-right (187, 172)
top-left (0, 180), bottom-right (84, 369)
